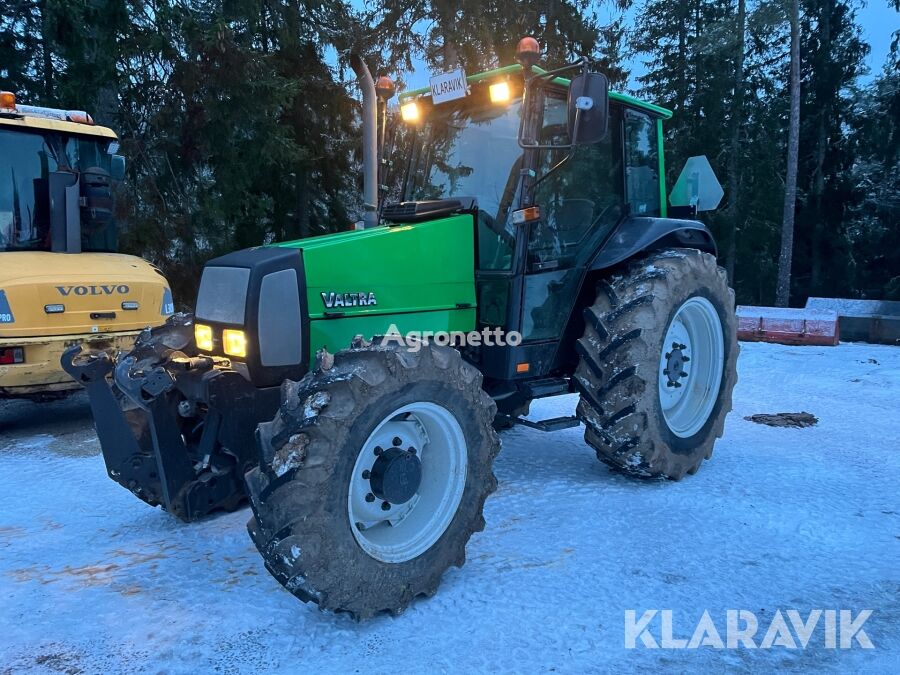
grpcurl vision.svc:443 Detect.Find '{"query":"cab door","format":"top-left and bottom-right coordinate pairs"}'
top-left (520, 95), bottom-right (626, 348)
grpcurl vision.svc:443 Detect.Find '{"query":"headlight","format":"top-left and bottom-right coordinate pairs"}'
top-left (194, 324), bottom-right (214, 352)
top-left (223, 329), bottom-right (247, 358)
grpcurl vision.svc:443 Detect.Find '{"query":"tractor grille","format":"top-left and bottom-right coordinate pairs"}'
top-left (381, 202), bottom-right (418, 219)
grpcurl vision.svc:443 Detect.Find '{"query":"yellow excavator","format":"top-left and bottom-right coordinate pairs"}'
top-left (0, 91), bottom-right (173, 400)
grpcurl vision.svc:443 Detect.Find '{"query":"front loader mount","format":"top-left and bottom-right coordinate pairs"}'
top-left (62, 315), bottom-right (280, 521)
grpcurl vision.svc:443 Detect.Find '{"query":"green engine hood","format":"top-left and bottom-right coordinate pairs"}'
top-left (276, 215), bottom-right (477, 356)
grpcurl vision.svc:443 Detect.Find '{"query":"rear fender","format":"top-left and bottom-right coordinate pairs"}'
top-left (545, 217), bottom-right (718, 377)
top-left (589, 216), bottom-right (716, 272)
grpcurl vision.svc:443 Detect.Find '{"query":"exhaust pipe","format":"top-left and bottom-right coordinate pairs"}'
top-left (350, 53), bottom-right (379, 229)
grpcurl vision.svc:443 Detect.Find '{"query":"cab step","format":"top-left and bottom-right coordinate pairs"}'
top-left (508, 415), bottom-right (580, 432)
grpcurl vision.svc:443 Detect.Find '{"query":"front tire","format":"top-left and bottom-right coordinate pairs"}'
top-left (574, 248), bottom-right (738, 479)
top-left (245, 341), bottom-right (499, 619)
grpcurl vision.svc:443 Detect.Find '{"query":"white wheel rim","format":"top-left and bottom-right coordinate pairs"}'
top-left (658, 296), bottom-right (725, 438)
top-left (348, 402), bottom-right (467, 563)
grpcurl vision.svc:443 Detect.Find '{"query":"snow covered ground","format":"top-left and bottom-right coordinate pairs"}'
top-left (0, 341), bottom-right (897, 673)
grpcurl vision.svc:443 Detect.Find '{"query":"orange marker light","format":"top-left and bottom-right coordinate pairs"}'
top-left (375, 75), bottom-right (396, 101)
top-left (515, 37), bottom-right (541, 67)
top-left (0, 91), bottom-right (16, 110)
top-left (516, 362), bottom-right (530, 373)
top-left (512, 206), bottom-right (541, 225)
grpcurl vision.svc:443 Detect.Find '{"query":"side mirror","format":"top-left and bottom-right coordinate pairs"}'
top-left (567, 73), bottom-right (609, 145)
top-left (111, 154), bottom-right (126, 182)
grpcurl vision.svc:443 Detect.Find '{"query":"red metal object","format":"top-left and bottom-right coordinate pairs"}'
top-left (736, 306), bottom-right (840, 346)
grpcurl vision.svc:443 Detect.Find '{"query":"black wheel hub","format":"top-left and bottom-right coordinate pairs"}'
top-left (664, 342), bottom-right (690, 388)
top-left (369, 447), bottom-right (421, 504)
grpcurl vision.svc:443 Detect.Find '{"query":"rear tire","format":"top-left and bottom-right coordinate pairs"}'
top-left (574, 248), bottom-right (738, 479)
top-left (246, 341), bottom-right (500, 619)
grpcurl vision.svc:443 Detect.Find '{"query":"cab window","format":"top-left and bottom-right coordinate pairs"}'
top-left (624, 110), bottom-right (660, 216)
top-left (407, 97), bottom-right (523, 271)
top-left (0, 129), bottom-right (118, 253)
top-left (0, 129), bottom-right (59, 251)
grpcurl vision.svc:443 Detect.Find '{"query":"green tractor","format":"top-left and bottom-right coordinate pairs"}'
top-left (64, 40), bottom-right (738, 619)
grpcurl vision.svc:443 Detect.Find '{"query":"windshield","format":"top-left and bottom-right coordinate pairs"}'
top-left (0, 128), bottom-right (117, 252)
top-left (408, 100), bottom-right (524, 227)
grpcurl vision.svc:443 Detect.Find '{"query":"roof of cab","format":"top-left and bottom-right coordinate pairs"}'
top-left (0, 114), bottom-right (118, 139)
top-left (398, 63), bottom-right (673, 119)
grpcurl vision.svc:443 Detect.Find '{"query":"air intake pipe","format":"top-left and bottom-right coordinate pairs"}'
top-left (349, 53), bottom-right (379, 229)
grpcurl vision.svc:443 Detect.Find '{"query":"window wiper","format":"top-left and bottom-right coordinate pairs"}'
top-left (532, 153), bottom-right (573, 190)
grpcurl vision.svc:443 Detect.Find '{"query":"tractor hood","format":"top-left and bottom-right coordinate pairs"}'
top-left (287, 216), bottom-right (476, 321)
top-left (0, 252), bottom-right (174, 338)
top-left (192, 215), bottom-right (477, 387)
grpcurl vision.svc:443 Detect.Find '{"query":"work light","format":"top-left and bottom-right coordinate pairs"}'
top-left (401, 101), bottom-right (419, 122)
top-left (489, 82), bottom-right (511, 103)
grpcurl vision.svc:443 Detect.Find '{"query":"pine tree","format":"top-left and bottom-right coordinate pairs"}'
top-left (790, 0), bottom-right (868, 301)
top-left (776, 0), bottom-right (800, 306)
top-left (373, 0), bottom-right (616, 75)
top-left (847, 47), bottom-right (900, 298)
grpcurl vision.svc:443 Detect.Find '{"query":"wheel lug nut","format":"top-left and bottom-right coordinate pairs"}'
top-left (678, 343), bottom-right (687, 350)
top-left (665, 352), bottom-right (671, 359)
top-left (680, 371), bottom-right (688, 377)
top-left (374, 446), bottom-right (383, 456)
top-left (381, 501), bottom-right (391, 511)
top-left (673, 381), bottom-right (682, 388)
top-left (392, 436), bottom-right (402, 446)
top-left (365, 493), bottom-right (375, 502)
top-left (362, 469), bottom-right (371, 480)
top-left (682, 355), bottom-right (690, 362)
top-left (408, 447), bottom-right (416, 455)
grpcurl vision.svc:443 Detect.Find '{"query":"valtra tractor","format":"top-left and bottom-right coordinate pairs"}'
top-left (64, 39), bottom-right (738, 619)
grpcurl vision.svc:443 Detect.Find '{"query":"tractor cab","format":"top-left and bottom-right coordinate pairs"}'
top-left (388, 54), bottom-right (713, 385)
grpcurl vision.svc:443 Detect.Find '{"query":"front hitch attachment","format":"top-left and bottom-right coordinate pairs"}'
top-left (62, 342), bottom-right (202, 519)
top-left (61, 316), bottom-right (278, 521)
